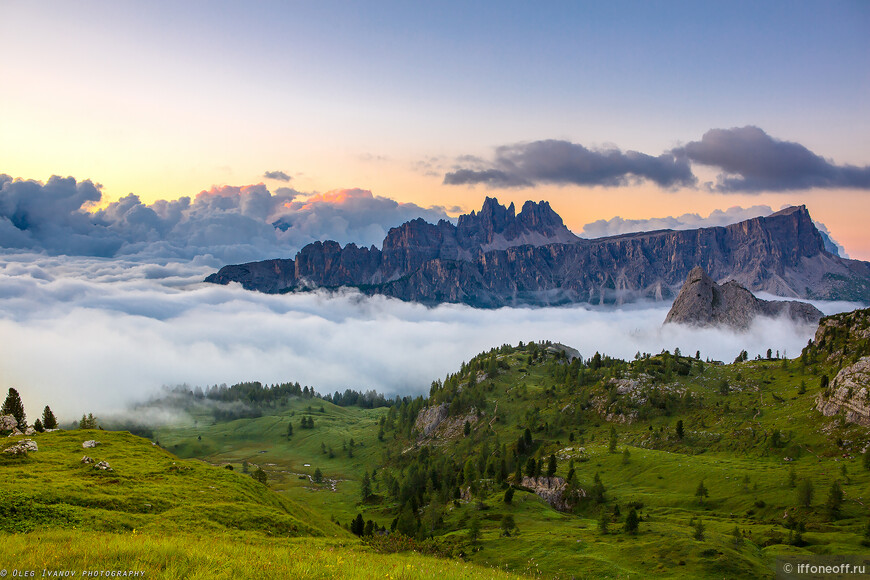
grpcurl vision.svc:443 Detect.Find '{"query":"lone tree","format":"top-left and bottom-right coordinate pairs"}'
top-left (676, 420), bottom-right (684, 440)
top-left (695, 480), bottom-right (709, 504)
top-left (597, 506), bottom-right (609, 534)
top-left (313, 467), bottom-right (323, 483)
top-left (624, 508), bottom-right (640, 535)
top-left (693, 519), bottom-right (705, 541)
top-left (797, 478), bottom-right (814, 507)
top-left (360, 471), bottom-right (372, 502)
top-left (33, 419), bottom-right (44, 432)
top-left (500, 514), bottom-right (517, 537)
top-left (286, 422), bottom-right (293, 439)
top-left (252, 467), bottom-right (268, 485)
top-left (2, 388), bottom-right (26, 429)
top-left (826, 480), bottom-right (844, 519)
top-left (42, 406), bottom-right (58, 430)
top-left (503, 486), bottom-right (515, 504)
top-left (609, 426), bottom-right (618, 453)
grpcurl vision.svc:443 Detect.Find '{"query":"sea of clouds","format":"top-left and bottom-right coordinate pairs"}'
top-left (0, 175), bottom-right (861, 422)
top-left (0, 251), bottom-right (860, 423)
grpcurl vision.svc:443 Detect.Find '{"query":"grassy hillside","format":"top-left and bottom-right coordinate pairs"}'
top-left (150, 310), bottom-right (870, 579)
top-left (0, 429), bottom-right (521, 579)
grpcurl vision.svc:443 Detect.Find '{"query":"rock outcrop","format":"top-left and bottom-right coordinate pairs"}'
top-left (205, 201), bottom-right (870, 307)
top-left (664, 266), bottom-right (823, 330)
top-left (519, 476), bottom-right (585, 511)
top-left (82, 440), bottom-right (100, 449)
top-left (816, 356), bottom-right (870, 426)
top-left (413, 404), bottom-right (449, 437)
top-left (3, 439), bottom-right (37, 455)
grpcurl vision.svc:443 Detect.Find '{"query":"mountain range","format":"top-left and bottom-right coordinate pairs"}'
top-left (205, 198), bottom-right (870, 307)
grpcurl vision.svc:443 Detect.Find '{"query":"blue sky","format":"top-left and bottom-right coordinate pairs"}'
top-left (2, 0), bottom-right (869, 254)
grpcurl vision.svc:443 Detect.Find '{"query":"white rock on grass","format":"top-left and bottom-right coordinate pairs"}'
top-left (82, 440), bottom-right (100, 448)
top-left (3, 439), bottom-right (38, 455)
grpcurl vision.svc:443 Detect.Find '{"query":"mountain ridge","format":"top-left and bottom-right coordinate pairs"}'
top-left (205, 199), bottom-right (870, 306)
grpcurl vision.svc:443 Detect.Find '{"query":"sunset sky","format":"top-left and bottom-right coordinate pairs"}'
top-left (3, 1), bottom-right (869, 257)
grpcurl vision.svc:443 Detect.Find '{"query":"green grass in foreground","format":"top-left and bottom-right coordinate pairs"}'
top-left (0, 531), bottom-right (521, 580)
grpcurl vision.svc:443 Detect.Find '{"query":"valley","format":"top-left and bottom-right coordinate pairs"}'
top-left (141, 309), bottom-right (870, 578)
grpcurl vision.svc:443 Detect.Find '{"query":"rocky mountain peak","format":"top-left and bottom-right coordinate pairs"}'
top-left (664, 266), bottom-right (823, 330)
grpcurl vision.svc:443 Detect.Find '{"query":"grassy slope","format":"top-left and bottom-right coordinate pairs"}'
top-left (0, 429), bottom-right (521, 579)
top-left (154, 342), bottom-right (870, 579)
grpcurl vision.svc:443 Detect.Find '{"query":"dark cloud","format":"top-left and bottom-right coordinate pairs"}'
top-left (675, 126), bottom-right (870, 192)
top-left (263, 170), bottom-right (292, 182)
top-left (0, 175), bottom-right (449, 263)
top-left (444, 140), bottom-right (696, 189)
top-left (445, 128), bottom-right (870, 193)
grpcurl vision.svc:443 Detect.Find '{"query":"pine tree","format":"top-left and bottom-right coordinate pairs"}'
top-left (286, 422), bottom-right (293, 438)
top-left (361, 471), bottom-right (372, 502)
top-left (351, 513), bottom-right (364, 536)
top-left (525, 457), bottom-right (536, 478)
top-left (609, 425), bottom-right (618, 453)
top-left (826, 480), bottom-right (844, 519)
top-left (33, 418), bottom-right (44, 432)
top-left (1, 388), bottom-right (26, 429)
top-left (503, 487), bottom-right (515, 504)
top-left (693, 519), bottom-right (705, 541)
top-left (546, 454), bottom-right (557, 478)
top-left (797, 478), bottom-right (814, 507)
top-left (313, 467), bottom-right (323, 483)
top-left (624, 508), bottom-right (639, 535)
top-left (42, 406), bottom-right (58, 430)
top-left (597, 506), bottom-right (609, 534)
top-left (467, 516), bottom-right (481, 543)
top-left (695, 480), bottom-right (709, 504)
top-left (676, 419), bottom-right (684, 440)
top-left (252, 467), bottom-right (268, 485)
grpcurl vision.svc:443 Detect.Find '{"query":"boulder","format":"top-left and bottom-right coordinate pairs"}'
top-left (23, 427), bottom-right (35, 435)
top-left (94, 460), bottom-right (112, 471)
top-left (4, 439), bottom-right (38, 455)
top-left (0, 414), bottom-right (17, 431)
top-left (83, 440), bottom-right (100, 448)
top-left (519, 476), bottom-right (585, 511)
top-left (81, 455), bottom-right (94, 464)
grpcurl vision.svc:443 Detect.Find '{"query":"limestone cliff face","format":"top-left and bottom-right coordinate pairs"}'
top-left (664, 266), bottom-right (823, 330)
top-left (205, 200), bottom-right (870, 306)
top-left (816, 357), bottom-right (870, 427)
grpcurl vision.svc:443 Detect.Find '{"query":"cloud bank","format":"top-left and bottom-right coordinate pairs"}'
top-left (0, 252), bottom-right (858, 424)
top-left (445, 127), bottom-right (870, 193)
top-left (0, 176), bottom-right (449, 264)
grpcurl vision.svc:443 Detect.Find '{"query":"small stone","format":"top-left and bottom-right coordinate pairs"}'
top-left (81, 455), bottom-right (94, 464)
top-left (94, 460), bottom-right (112, 471)
top-left (83, 440), bottom-right (99, 448)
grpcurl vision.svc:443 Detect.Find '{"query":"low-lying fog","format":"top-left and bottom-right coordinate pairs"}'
top-left (0, 252), bottom-right (861, 422)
